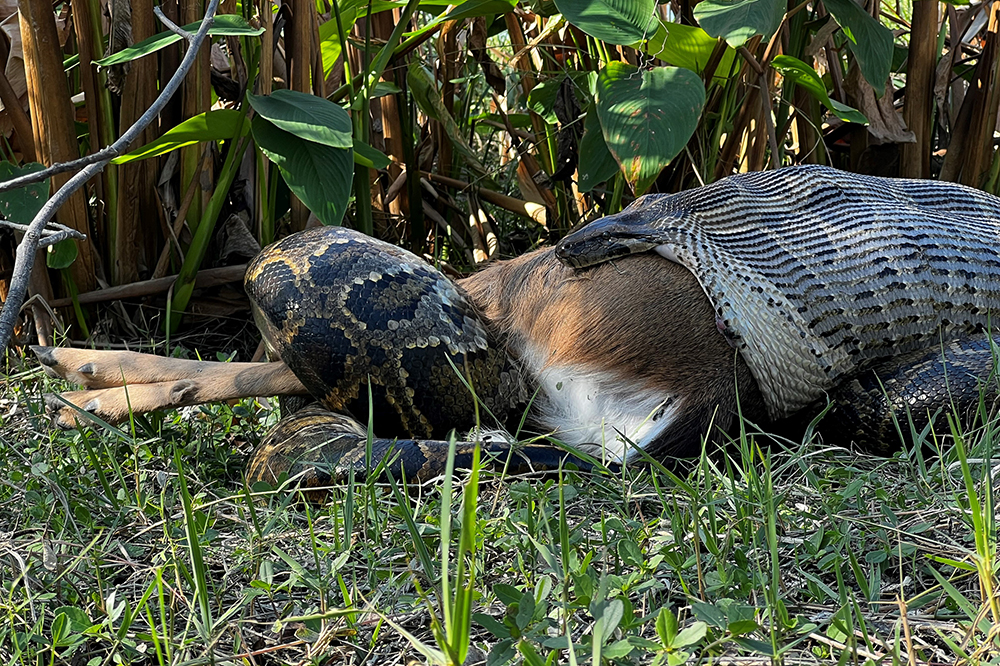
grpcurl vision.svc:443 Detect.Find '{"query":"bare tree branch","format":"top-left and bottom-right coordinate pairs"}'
top-left (0, 0), bottom-right (221, 351)
top-left (0, 1), bottom-right (219, 195)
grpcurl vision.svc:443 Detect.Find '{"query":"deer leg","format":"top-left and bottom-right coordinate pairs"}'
top-left (32, 347), bottom-right (307, 427)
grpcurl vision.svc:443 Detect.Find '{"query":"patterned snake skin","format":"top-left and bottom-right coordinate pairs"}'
top-left (244, 227), bottom-right (597, 488)
top-left (245, 166), bottom-right (1000, 489)
top-left (556, 165), bottom-right (1000, 419)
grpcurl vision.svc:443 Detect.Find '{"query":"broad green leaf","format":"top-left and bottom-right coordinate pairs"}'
top-left (251, 116), bottom-right (353, 226)
top-left (655, 607), bottom-right (678, 644)
top-left (95, 15), bottom-right (264, 66)
top-left (823, 0), bottom-right (893, 95)
top-left (112, 110), bottom-right (250, 164)
top-left (602, 639), bottom-right (633, 658)
top-left (442, 0), bottom-right (516, 22)
top-left (771, 55), bottom-right (868, 124)
top-left (554, 0), bottom-right (657, 45)
top-left (0, 162), bottom-right (48, 222)
top-left (354, 141), bottom-right (391, 169)
top-left (50, 612), bottom-right (70, 644)
top-left (694, 0), bottom-right (784, 47)
top-left (52, 606), bottom-right (93, 633)
top-left (726, 619), bottom-right (759, 636)
top-left (319, 9), bottom-right (359, 77)
top-left (673, 622), bottom-right (707, 647)
top-left (592, 598), bottom-right (624, 644)
top-left (492, 583), bottom-right (522, 607)
top-left (637, 20), bottom-right (737, 82)
top-left (248, 90), bottom-right (353, 148)
top-left (596, 62), bottom-right (705, 193)
top-left (732, 636), bottom-right (778, 656)
top-left (527, 76), bottom-right (564, 124)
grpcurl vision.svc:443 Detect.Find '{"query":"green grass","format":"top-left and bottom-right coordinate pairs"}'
top-left (2, 347), bottom-right (1000, 665)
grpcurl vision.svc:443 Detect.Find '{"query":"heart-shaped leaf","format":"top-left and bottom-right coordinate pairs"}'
top-left (596, 63), bottom-right (705, 193)
top-left (554, 0), bottom-right (657, 45)
top-left (637, 20), bottom-right (737, 80)
top-left (251, 116), bottom-right (353, 226)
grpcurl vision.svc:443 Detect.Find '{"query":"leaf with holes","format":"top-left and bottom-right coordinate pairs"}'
top-left (554, 0), bottom-right (657, 45)
top-left (252, 116), bottom-right (353, 226)
top-left (596, 63), bottom-right (705, 193)
top-left (771, 55), bottom-right (867, 124)
top-left (823, 0), bottom-right (893, 96)
top-left (693, 0), bottom-right (784, 47)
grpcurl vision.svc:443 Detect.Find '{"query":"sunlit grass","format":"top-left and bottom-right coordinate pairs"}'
top-left (2, 347), bottom-right (999, 664)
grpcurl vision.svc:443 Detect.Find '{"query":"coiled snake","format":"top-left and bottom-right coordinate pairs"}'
top-left (246, 166), bottom-right (1000, 490)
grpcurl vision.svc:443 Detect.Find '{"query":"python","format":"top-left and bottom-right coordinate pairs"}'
top-left (32, 165), bottom-right (1000, 485)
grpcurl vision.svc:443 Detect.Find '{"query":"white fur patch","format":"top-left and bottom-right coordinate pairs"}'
top-left (521, 345), bottom-right (682, 462)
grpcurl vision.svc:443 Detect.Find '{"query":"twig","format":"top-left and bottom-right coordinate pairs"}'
top-left (738, 46), bottom-right (781, 168)
top-left (421, 171), bottom-right (548, 226)
top-left (46, 264), bottom-right (246, 308)
top-left (0, 0), bottom-right (221, 351)
top-left (0, 1), bottom-right (220, 195)
top-left (0, 219), bottom-right (86, 242)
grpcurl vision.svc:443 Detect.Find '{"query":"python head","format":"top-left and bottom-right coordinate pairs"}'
top-left (555, 196), bottom-right (680, 268)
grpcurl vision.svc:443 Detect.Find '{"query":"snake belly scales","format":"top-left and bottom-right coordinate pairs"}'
top-left (246, 165), bottom-right (1000, 490)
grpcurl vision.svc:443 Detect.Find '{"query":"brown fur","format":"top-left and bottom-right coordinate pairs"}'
top-left (461, 248), bottom-right (767, 455)
top-left (35, 249), bottom-right (763, 452)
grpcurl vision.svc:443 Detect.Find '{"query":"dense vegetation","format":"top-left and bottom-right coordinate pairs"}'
top-left (1, 0), bottom-right (999, 663)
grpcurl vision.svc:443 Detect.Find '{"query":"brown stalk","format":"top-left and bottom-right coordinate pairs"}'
top-left (287, 0), bottom-right (314, 230)
top-left (435, 19), bottom-right (461, 177)
top-left (738, 46), bottom-right (780, 168)
top-left (180, 0), bottom-right (213, 233)
top-left (901, 0), bottom-right (939, 178)
top-left (940, 2), bottom-right (1000, 186)
top-left (151, 148), bottom-right (214, 281)
top-left (255, 0), bottom-right (273, 240)
top-left (422, 171), bottom-right (547, 226)
top-left (0, 32), bottom-right (33, 161)
top-left (47, 264), bottom-right (246, 309)
top-left (504, 11), bottom-right (552, 171)
top-left (18, 0), bottom-right (98, 293)
top-left (372, 9), bottom-right (407, 220)
top-left (115, 0), bottom-right (160, 285)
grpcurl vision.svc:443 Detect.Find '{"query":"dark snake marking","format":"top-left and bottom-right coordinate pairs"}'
top-left (244, 227), bottom-right (599, 489)
top-left (244, 167), bottom-right (1000, 491)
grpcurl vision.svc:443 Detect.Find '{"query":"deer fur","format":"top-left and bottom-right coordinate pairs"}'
top-left (34, 247), bottom-right (764, 459)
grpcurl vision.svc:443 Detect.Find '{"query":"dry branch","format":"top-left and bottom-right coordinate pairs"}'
top-left (422, 171), bottom-right (548, 226)
top-left (47, 264), bottom-right (246, 309)
top-left (0, 0), bottom-right (221, 352)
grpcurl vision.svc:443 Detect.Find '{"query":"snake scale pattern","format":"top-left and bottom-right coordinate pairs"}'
top-left (244, 227), bottom-right (599, 486)
top-left (556, 165), bottom-right (1000, 418)
top-left (245, 166), bottom-right (1000, 489)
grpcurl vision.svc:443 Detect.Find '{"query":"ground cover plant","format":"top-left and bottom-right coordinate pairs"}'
top-left (1, 0), bottom-right (1000, 663)
top-left (4, 355), bottom-right (1000, 663)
